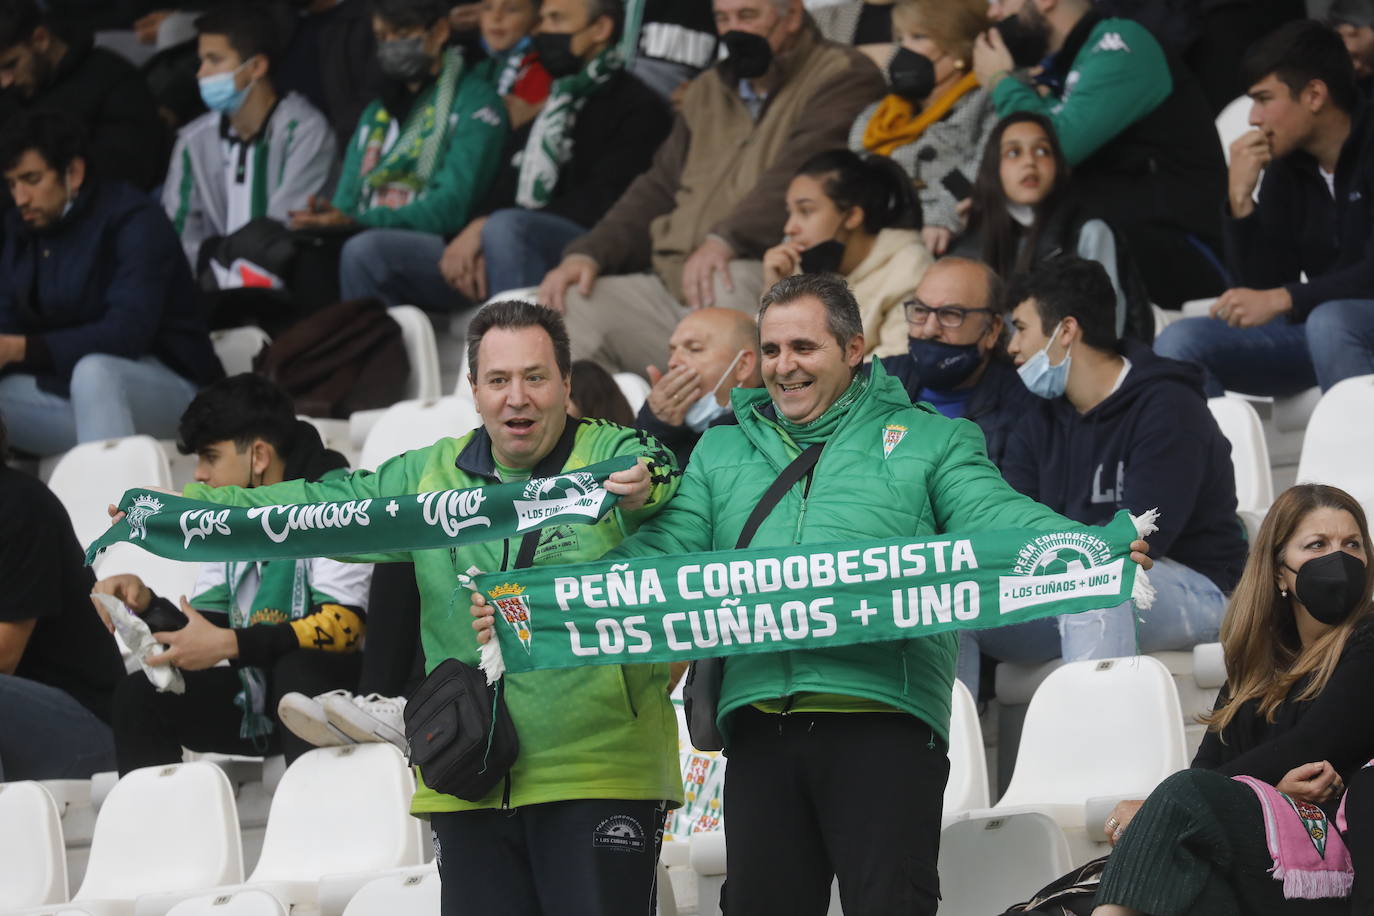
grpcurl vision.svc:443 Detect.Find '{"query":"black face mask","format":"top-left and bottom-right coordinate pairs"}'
top-left (907, 337), bottom-right (983, 390)
top-left (995, 12), bottom-right (1051, 68)
top-left (887, 47), bottom-right (936, 103)
top-left (531, 31), bottom-right (583, 79)
top-left (722, 29), bottom-right (773, 79)
top-left (1285, 551), bottom-right (1368, 625)
top-left (799, 239), bottom-right (845, 275)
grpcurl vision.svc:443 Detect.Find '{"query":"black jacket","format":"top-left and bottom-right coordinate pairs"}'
top-left (479, 69), bottom-right (673, 229)
top-left (1000, 340), bottom-right (1247, 592)
top-left (634, 398), bottom-right (738, 469)
top-left (1224, 103), bottom-right (1374, 320)
top-left (277, 0), bottom-right (382, 150)
top-left (1047, 11), bottom-right (1226, 257)
top-left (878, 355), bottom-right (1032, 469)
top-left (0, 179), bottom-right (224, 397)
top-left (0, 33), bottom-right (169, 191)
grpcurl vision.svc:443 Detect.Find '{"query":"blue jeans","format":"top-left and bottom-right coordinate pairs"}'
top-left (956, 557), bottom-right (1227, 690)
top-left (0, 354), bottom-right (199, 456)
top-left (1154, 298), bottom-right (1374, 395)
top-left (0, 673), bottom-right (116, 780)
top-left (339, 228), bottom-right (465, 310)
top-left (480, 208), bottom-right (586, 295)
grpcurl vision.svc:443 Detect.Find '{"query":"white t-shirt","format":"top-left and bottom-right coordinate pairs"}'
top-left (1320, 166), bottom-right (1336, 199)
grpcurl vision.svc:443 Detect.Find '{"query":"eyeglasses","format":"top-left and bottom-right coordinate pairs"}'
top-left (903, 300), bottom-right (992, 329)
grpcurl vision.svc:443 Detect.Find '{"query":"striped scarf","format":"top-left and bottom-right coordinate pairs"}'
top-left (515, 46), bottom-right (622, 209)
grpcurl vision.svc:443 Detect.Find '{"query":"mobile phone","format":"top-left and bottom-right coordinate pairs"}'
top-left (941, 170), bottom-right (974, 201)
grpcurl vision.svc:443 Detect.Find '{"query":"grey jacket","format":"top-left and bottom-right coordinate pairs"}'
top-left (848, 87), bottom-right (997, 233)
top-left (163, 91), bottom-right (336, 266)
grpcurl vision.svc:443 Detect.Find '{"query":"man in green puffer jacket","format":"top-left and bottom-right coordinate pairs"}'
top-left (182, 301), bottom-right (682, 916)
top-left (475, 273), bottom-right (1153, 914)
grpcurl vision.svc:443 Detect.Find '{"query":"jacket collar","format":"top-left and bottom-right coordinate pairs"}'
top-left (455, 415), bottom-right (581, 481)
top-left (1043, 9), bottom-right (1101, 91)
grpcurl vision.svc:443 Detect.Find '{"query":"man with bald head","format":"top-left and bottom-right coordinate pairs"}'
top-left (880, 256), bottom-right (1030, 465)
top-left (636, 307), bottom-right (762, 466)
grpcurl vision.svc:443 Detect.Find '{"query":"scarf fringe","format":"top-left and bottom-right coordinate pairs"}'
top-left (1276, 866), bottom-right (1355, 900)
top-left (1130, 509), bottom-right (1160, 610)
top-left (480, 638), bottom-right (506, 684)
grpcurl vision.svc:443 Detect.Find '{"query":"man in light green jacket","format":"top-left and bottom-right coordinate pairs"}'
top-left (477, 273), bottom-right (1154, 914)
top-left (183, 300), bottom-right (681, 916)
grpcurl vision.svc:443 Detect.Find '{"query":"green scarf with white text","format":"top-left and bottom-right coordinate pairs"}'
top-left (472, 510), bottom-right (1156, 681)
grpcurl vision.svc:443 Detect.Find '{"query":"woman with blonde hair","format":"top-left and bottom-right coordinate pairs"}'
top-left (1081, 484), bottom-right (1374, 915)
top-left (847, 0), bottom-right (994, 256)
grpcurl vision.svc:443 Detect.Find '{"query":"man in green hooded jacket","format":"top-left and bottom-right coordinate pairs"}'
top-left (476, 272), bottom-right (1154, 914)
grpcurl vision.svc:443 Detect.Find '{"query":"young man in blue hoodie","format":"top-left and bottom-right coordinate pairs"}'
top-left (956, 256), bottom-right (1247, 689)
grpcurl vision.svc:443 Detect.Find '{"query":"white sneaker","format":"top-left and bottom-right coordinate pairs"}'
top-left (324, 692), bottom-right (407, 750)
top-left (278, 690), bottom-right (357, 747)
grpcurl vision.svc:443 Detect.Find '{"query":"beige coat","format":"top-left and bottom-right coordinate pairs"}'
top-left (829, 228), bottom-right (934, 358)
top-left (566, 24), bottom-right (886, 302)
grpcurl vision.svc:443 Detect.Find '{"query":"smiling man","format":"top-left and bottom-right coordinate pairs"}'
top-left (1154, 20), bottom-right (1374, 397)
top-left (478, 272), bottom-right (1154, 914)
top-left (179, 299), bottom-right (681, 916)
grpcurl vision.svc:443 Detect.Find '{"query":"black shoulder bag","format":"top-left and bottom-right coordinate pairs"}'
top-left (403, 531), bottom-right (540, 801)
top-left (682, 443), bottom-right (824, 751)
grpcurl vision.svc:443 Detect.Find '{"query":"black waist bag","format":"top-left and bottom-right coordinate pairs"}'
top-left (404, 657), bottom-right (518, 802)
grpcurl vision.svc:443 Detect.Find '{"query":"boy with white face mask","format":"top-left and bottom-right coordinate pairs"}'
top-left (162, 3), bottom-right (337, 272)
top-left (637, 307), bottom-right (762, 467)
top-left (957, 255), bottom-right (1247, 690)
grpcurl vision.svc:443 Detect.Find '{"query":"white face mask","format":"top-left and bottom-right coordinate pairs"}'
top-left (684, 349), bottom-right (746, 432)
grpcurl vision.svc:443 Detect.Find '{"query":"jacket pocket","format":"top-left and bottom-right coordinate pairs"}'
top-left (614, 665), bottom-right (639, 719)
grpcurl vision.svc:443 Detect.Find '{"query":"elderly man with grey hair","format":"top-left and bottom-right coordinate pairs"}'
top-left (536, 0), bottom-right (887, 375)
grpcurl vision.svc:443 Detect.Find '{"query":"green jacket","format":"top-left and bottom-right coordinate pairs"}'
top-left (333, 50), bottom-right (509, 236)
top-left (991, 17), bottom-right (1169, 167)
top-left (608, 362), bottom-right (1075, 744)
top-left (185, 418), bottom-right (684, 813)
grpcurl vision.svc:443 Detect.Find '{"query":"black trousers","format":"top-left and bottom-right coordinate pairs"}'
top-left (357, 561), bottom-right (425, 699)
top-left (723, 706), bottom-right (948, 916)
top-left (111, 649), bottom-right (362, 774)
top-left (431, 798), bottom-right (666, 916)
top-left (1344, 764), bottom-right (1374, 913)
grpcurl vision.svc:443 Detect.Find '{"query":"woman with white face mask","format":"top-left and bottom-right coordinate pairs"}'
top-left (762, 149), bottom-right (933, 359)
top-left (953, 111), bottom-right (1155, 344)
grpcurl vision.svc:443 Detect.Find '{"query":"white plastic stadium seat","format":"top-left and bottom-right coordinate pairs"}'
top-left (0, 781), bottom-right (69, 909)
top-left (340, 866), bottom-right (440, 916)
top-left (159, 745), bottom-right (424, 915)
top-left (1297, 375), bottom-right (1374, 521)
top-left (209, 327), bottom-right (271, 376)
top-left (164, 890), bottom-right (287, 916)
top-left (93, 542), bottom-right (200, 610)
top-left (48, 435), bottom-right (173, 554)
top-left (27, 762), bottom-right (245, 916)
top-left (990, 656), bottom-right (1188, 862)
top-left (937, 811), bottom-right (1073, 915)
top-left (944, 678), bottom-right (990, 817)
top-left (387, 306), bottom-right (441, 401)
top-left (1207, 396), bottom-right (1274, 514)
top-left (613, 372), bottom-right (651, 415)
top-left (357, 397), bottom-right (481, 471)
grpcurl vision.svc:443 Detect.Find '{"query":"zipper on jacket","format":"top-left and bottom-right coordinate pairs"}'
top-left (501, 774), bottom-right (512, 812)
top-left (499, 538), bottom-right (511, 572)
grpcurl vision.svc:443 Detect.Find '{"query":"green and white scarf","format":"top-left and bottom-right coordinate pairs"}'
top-left (362, 47), bottom-right (465, 201)
top-left (472, 510), bottom-right (1158, 681)
top-left (226, 560), bottom-right (311, 741)
top-left (515, 46), bottom-right (623, 209)
top-left (86, 456), bottom-right (635, 565)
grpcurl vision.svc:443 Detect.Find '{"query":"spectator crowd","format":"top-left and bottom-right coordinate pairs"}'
top-left (1, 0), bottom-right (1374, 913)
